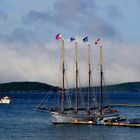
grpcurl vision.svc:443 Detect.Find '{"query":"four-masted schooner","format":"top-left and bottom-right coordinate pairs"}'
top-left (50, 36), bottom-right (119, 123)
top-left (51, 40), bottom-right (97, 123)
top-left (36, 36), bottom-right (120, 124)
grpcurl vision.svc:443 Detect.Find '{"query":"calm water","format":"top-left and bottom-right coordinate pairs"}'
top-left (0, 92), bottom-right (140, 140)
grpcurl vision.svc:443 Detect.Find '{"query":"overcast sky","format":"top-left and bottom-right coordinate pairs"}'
top-left (0, 0), bottom-right (140, 87)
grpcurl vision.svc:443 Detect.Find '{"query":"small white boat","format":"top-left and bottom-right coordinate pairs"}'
top-left (0, 96), bottom-right (11, 104)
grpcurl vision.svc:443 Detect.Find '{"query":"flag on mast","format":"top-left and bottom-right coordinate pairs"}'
top-left (56, 33), bottom-right (62, 40)
top-left (70, 37), bottom-right (75, 42)
top-left (83, 36), bottom-right (88, 42)
top-left (95, 38), bottom-right (100, 45)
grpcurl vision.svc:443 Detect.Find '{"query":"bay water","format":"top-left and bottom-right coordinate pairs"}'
top-left (0, 92), bottom-right (140, 140)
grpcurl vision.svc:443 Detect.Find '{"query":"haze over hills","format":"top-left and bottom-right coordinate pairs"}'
top-left (0, 81), bottom-right (140, 93)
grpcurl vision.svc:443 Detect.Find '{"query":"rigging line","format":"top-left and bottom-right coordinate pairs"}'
top-left (39, 78), bottom-right (57, 105)
top-left (78, 74), bottom-right (86, 110)
top-left (57, 62), bottom-right (62, 85)
top-left (44, 89), bottom-right (59, 110)
top-left (37, 110), bottom-right (51, 120)
top-left (83, 64), bottom-right (91, 110)
top-left (38, 67), bottom-right (61, 105)
top-left (91, 75), bottom-right (99, 110)
top-left (103, 74), bottom-right (111, 106)
top-left (37, 88), bottom-right (52, 106)
top-left (56, 91), bottom-right (60, 109)
top-left (65, 72), bottom-right (72, 109)
top-left (49, 84), bottom-right (61, 108)
top-left (93, 78), bottom-right (100, 110)
top-left (36, 69), bottom-right (61, 108)
top-left (55, 65), bottom-right (63, 110)
top-left (52, 91), bottom-right (58, 108)
top-left (90, 64), bottom-right (99, 112)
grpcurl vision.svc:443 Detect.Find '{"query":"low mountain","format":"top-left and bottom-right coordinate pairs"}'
top-left (0, 81), bottom-right (139, 92)
top-left (0, 81), bottom-right (59, 92)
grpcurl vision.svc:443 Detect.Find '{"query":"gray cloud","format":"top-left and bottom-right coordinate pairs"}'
top-left (53, 0), bottom-right (96, 23)
top-left (23, 10), bottom-right (53, 24)
top-left (106, 5), bottom-right (122, 19)
top-left (0, 11), bottom-right (8, 21)
top-left (23, 0), bottom-right (121, 40)
top-left (0, 27), bottom-right (45, 45)
top-left (0, 0), bottom-right (122, 45)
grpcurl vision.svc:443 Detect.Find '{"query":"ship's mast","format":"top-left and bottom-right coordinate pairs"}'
top-left (61, 40), bottom-right (65, 113)
top-left (75, 42), bottom-right (78, 113)
top-left (100, 46), bottom-right (103, 115)
top-left (88, 44), bottom-right (91, 114)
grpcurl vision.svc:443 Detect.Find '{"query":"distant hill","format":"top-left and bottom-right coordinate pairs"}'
top-left (0, 81), bottom-right (139, 92)
top-left (103, 82), bottom-right (140, 92)
top-left (0, 82), bottom-right (59, 92)
top-left (73, 82), bottom-right (140, 92)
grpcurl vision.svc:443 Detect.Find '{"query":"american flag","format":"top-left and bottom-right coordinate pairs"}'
top-left (95, 38), bottom-right (100, 45)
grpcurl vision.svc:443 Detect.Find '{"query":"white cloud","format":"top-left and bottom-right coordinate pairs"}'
top-left (0, 39), bottom-right (139, 87)
top-left (102, 41), bottom-right (140, 85)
